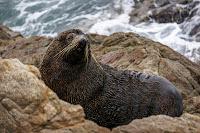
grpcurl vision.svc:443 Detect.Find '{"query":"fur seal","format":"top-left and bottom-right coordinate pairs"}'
top-left (40, 29), bottom-right (183, 128)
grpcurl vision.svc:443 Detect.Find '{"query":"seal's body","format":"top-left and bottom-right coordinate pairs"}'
top-left (40, 29), bottom-right (183, 128)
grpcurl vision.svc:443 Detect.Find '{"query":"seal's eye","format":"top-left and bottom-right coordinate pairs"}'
top-left (57, 32), bottom-right (76, 42)
top-left (67, 33), bottom-right (75, 40)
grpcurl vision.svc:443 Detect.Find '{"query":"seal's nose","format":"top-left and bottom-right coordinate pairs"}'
top-left (79, 38), bottom-right (87, 47)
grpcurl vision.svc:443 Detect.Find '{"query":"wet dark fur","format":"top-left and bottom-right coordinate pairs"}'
top-left (40, 29), bottom-right (183, 128)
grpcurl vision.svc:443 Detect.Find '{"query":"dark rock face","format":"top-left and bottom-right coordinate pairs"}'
top-left (130, 0), bottom-right (193, 24)
top-left (150, 4), bottom-right (190, 24)
top-left (189, 23), bottom-right (200, 36)
top-left (195, 33), bottom-right (200, 42)
top-left (155, 0), bottom-right (170, 7)
top-left (155, 0), bottom-right (193, 6)
top-left (129, 0), bottom-right (154, 24)
top-left (40, 29), bottom-right (183, 128)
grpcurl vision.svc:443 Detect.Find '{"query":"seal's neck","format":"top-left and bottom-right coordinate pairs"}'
top-left (59, 56), bottom-right (106, 106)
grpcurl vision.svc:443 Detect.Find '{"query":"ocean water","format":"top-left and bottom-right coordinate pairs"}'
top-left (0, 0), bottom-right (200, 62)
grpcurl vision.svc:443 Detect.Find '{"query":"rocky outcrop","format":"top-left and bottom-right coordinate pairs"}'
top-left (130, 0), bottom-right (196, 24)
top-left (155, 0), bottom-right (193, 6)
top-left (150, 4), bottom-right (189, 24)
top-left (184, 96), bottom-right (200, 116)
top-left (112, 113), bottom-right (200, 133)
top-left (0, 25), bottom-right (52, 67)
top-left (1, 36), bottom-right (51, 67)
top-left (0, 59), bottom-right (110, 133)
top-left (0, 25), bottom-right (22, 40)
top-left (1, 45), bottom-right (200, 133)
top-left (129, 0), bottom-right (154, 24)
top-left (0, 26), bottom-right (200, 132)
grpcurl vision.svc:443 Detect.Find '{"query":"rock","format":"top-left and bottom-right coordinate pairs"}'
top-left (150, 4), bottom-right (190, 24)
top-left (0, 59), bottom-right (110, 133)
top-left (175, 0), bottom-right (193, 5)
top-left (112, 113), bottom-right (200, 133)
top-left (0, 25), bottom-right (23, 40)
top-left (40, 120), bottom-right (110, 133)
top-left (189, 23), bottom-right (200, 36)
top-left (195, 33), bottom-right (200, 42)
top-left (1, 36), bottom-right (52, 67)
top-left (155, 0), bottom-right (170, 7)
top-left (184, 96), bottom-right (200, 116)
top-left (130, 0), bottom-right (195, 24)
top-left (0, 58), bottom-right (199, 132)
top-left (129, 0), bottom-right (154, 24)
top-left (155, 0), bottom-right (193, 6)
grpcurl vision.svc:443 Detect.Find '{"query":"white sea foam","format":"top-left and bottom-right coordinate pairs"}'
top-left (90, 19), bottom-right (200, 62)
top-left (89, 0), bottom-right (134, 34)
top-left (140, 23), bottom-right (200, 62)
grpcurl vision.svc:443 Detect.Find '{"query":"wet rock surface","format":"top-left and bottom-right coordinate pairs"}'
top-left (150, 4), bottom-right (190, 24)
top-left (130, 0), bottom-right (196, 24)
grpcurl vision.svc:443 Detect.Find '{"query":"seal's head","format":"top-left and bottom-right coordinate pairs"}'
top-left (40, 29), bottom-right (92, 88)
top-left (50, 29), bottom-right (91, 66)
top-left (40, 29), bottom-right (104, 104)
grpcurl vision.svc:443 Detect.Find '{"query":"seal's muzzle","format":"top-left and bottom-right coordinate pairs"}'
top-left (65, 34), bottom-right (89, 65)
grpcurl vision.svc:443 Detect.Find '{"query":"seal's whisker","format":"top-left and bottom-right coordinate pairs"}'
top-left (56, 42), bottom-right (79, 60)
top-left (53, 38), bottom-right (79, 59)
top-left (64, 41), bottom-right (79, 54)
top-left (53, 36), bottom-right (85, 61)
top-left (53, 48), bottom-right (65, 58)
top-left (53, 47), bottom-right (68, 59)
